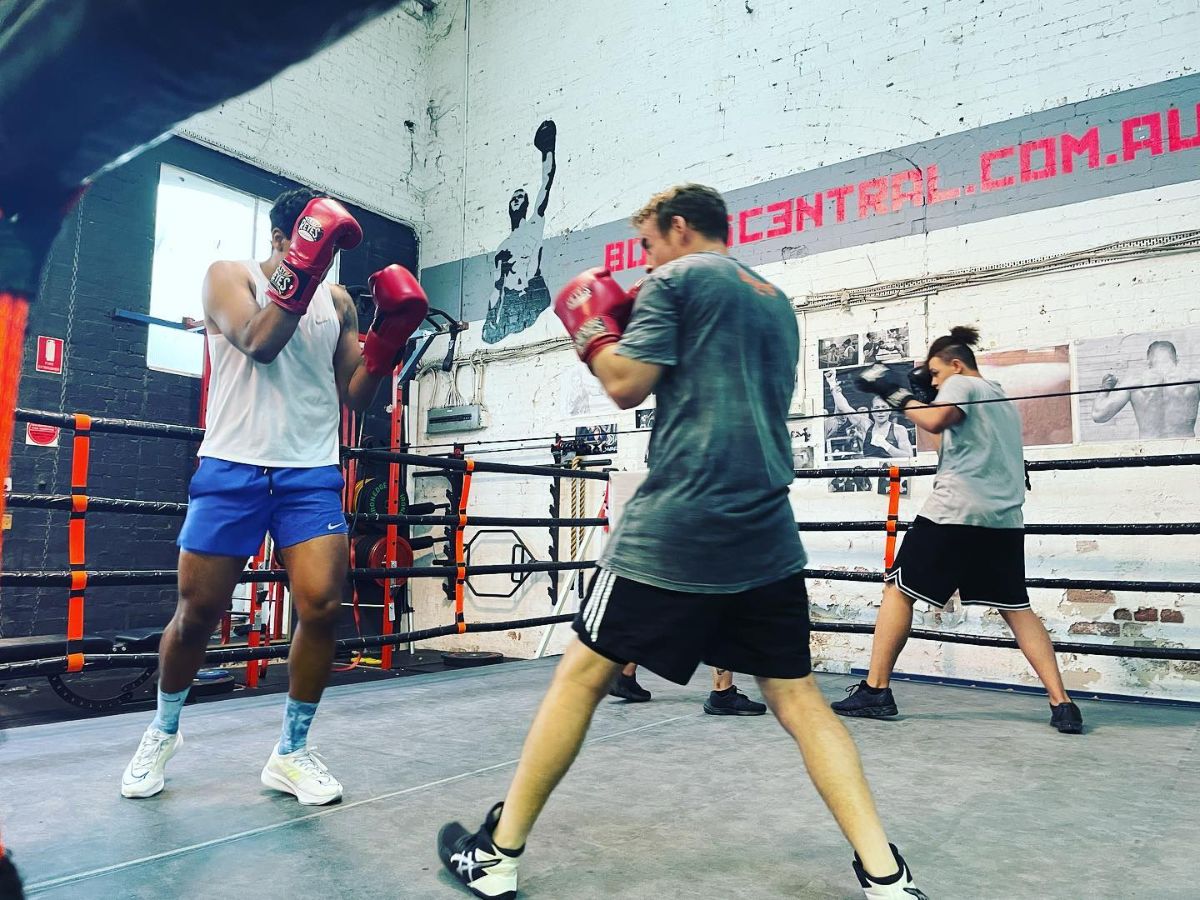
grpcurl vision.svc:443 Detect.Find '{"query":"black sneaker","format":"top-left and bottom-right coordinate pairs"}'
top-left (1050, 701), bottom-right (1083, 734)
top-left (703, 686), bottom-right (767, 716)
top-left (608, 672), bottom-right (652, 702)
top-left (437, 802), bottom-right (522, 899)
top-left (831, 681), bottom-right (899, 718)
top-left (853, 843), bottom-right (927, 898)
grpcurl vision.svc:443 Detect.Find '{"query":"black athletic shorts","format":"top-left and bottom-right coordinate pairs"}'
top-left (885, 515), bottom-right (1030, 610)
top-left (572, 569), bottom-right (812, 684)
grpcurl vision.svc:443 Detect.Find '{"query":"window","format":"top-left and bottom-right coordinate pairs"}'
top-left (147, 165), bottom-right (338, 377)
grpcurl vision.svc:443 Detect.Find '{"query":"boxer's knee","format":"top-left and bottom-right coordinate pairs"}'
top-left (170, 593), bottom-right (227, 646)
top-left (293, 588), bottom-right (342, 630)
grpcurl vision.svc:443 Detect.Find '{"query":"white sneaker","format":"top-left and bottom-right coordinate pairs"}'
top-left (854, 844), bottom-right (928, 899)
top-left (260, 746), bottom-right (343, 806)
top-left (121, 726), bottom-right (183, 798)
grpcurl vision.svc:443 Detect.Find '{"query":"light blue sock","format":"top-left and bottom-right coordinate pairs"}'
top-left (278, 697), bottom-right (319, 755)
top-left (151, 686), bottom-right (190, 735)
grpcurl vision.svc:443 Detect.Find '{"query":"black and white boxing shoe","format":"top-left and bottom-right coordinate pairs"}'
top-left (438, 802), bottom-right (522, 899)
top-left (854, 844), bottom-right (928, 899)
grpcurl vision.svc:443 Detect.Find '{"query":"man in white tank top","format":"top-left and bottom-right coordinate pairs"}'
top-left (121, 189), bottom-right (430, 805)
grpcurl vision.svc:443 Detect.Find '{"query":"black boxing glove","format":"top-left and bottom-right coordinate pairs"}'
top-left (854, 364), bottom-right (914, 410)
top-left (908, 366), bottom-right (936, 404)
top-left (534, 120), bottom-right (556, 155)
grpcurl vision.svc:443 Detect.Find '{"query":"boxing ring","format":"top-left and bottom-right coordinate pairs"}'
top-left (0, 400), bottom-right (1196, 898)
top-left (2, 410), bottom-right (1197, 687)
top-left (0, 5), bottom-right (1194, 895)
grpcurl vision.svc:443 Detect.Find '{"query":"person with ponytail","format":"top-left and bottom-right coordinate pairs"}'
top-left (832, 325), bottom-right (1083, 735)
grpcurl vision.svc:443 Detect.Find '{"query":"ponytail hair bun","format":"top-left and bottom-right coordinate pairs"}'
top-left (927, 324), bottom-right (981, 368)
top-left (948, 325), bottom-right (980, 346)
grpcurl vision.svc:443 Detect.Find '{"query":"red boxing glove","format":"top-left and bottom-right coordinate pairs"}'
top-left (362, 264), bottom-right (429, 376)
top-left (554, 268), bottom-right (635, 366)
top-left (268, 197), bottom-right (363, 315)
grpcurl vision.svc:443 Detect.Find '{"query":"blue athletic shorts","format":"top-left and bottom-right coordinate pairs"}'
top-left (178, 458), bottom-right (349, 557)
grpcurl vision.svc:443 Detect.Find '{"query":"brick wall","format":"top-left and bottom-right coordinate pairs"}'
top-left (7, 0), bottom-right (1198, 697)
top-left (398, 0), bottom-right (1200, 699)
top-left (2, 138), bottom-right (417, 639)
top-left (420, 0), bottom-right (1200, 268)
top-left (179, 4), bottom-right (432, 225)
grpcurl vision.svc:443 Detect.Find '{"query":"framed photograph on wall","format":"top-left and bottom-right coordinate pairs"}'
top-left (863, 326), bottom-right (910, 364)
top-left (575, 423), bottom-right (617, 455)
top-left (787, 416), bottom-right (816, 471)
top-left (1075, 327), bottom-right (1200, 443)
top-left (821, 363), bottom-right (917, 462)
top-left (818, 334), bottom-right (859, 369)
top-left (828, 474), bottom-right (873, 493)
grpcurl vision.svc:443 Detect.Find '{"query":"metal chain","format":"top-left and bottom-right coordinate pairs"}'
top-left (60, 203), bottom-right (81, 417)
top-left (27, 201), bottom-right (83, 636)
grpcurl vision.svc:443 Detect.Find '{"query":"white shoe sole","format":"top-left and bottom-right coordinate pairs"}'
top-left (121, 733), bottom-right (182, 799)
top-left (260, 765), bottom-right (342, 806)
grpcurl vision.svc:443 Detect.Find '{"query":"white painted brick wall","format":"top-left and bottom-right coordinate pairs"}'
top-left (411, 183), bottom-right (1200, 699)
top-left (174, 0), bottom-right (1200, 695)
top-left (400, 1), bottom-right (1200, 694)
top-left (178, 5), bottom-right (430, 224)
top-left (421, 0), bottom-right (1200, 266)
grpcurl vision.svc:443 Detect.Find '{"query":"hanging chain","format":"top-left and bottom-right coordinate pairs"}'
top-left (28, 201), bottom-right (83, 635)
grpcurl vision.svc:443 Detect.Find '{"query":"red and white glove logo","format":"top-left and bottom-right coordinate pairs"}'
top-left (296, 216), bottom-right (325, 243)
top-left (564, 284), bottom-right (592, 311)
top-left (571, 318), bottom-right (608, 355)
top-left (268, 263), bottom-right (298, 299)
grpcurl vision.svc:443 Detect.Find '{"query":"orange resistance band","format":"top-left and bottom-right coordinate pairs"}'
top-left (883, 466), bottom-right (902, 569)
top-left (454, 460), bottom-right (475, 632)
top-left (67, 415), bottom-right (93, 650)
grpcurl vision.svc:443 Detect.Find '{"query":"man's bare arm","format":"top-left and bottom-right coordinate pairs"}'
top-left (332, 287), bottom-right (389, 413)
top-left (1094, 381), bottom-right (1128, 422)
top-left (203, 261), bottom-right (300, 364)
top-left (824, 371), bottom-right (869, 434)
top-left (533, 121), bottom-right (556, 217)
top-left (590, 346), bottom-right (663, 410)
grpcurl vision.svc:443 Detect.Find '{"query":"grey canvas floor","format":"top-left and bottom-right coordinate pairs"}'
top-left (2, 659), bottom-right (1197, 900)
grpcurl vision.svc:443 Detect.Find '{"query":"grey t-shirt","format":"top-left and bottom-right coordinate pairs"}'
top-left (599, 251), bottom-right (808, 593)
top-left (919, 374), bottom-right (1025, 528)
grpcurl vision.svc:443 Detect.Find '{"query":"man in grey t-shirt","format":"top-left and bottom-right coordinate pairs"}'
top-left (439, 184), bottom-right (925, 900)
top-left (833, 326), bottom-right (1083, 736)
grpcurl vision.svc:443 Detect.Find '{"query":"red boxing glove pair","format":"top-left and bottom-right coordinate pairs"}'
top-left (264, 193), bottom-right (427, 374)
top-left (553, 268), bottom-right (643, 366)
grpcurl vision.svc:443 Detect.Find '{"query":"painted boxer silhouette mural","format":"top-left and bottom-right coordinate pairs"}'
top-left (483, 120), bottom-right (557, 343)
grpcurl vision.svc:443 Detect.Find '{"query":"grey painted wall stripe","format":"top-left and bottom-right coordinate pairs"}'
top-left (425, 74), bottom-right (1200, 327)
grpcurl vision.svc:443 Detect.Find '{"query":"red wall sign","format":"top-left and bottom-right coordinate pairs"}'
top-left (36, 336), bottom-right (64, 375)
top-left (25, 423), bottom-right (60, 447)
